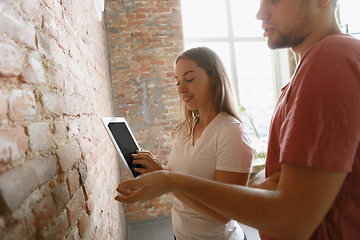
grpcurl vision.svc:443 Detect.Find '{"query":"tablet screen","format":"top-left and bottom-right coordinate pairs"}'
top-left (108, 122), bottom-right (142, 177)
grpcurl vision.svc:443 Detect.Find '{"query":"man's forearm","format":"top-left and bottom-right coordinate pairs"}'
top-left (167, 163), bottom-right (346, 240)
top-left (249, 170), bottom-right (280, 190)
top-left (169, 172), bottom-right (280, 233)
top-left (117, 164), bottom-right (344, 240)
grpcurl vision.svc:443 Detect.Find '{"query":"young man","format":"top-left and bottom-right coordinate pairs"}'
top-left (115, 0), bottom-right (360, 239)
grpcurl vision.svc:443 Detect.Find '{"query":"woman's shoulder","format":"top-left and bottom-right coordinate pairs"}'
top-left (216, 113), bottom-right (252, 137)
top-left (217, 112), bottom-right (242, 126)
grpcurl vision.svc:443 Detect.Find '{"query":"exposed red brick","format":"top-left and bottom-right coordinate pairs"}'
top-left (21, 51), bottom-right (47, 85)
top-left (0, 92), bottom-right (8, 121)
top-left (52, 182), bottom-right (70, 217)
top-left (0, 1), bottom-right (36, 49)
top-left (41, 91), bottom-right (65, 118)
top-left (56, 140), bottom-right (81, 172)
top-left (67, 170), bottom-right (80, 197)
top-left (43, 210), bottom-right (69, 240)
top-left (66, 188), bottom-right (85, 225)
top-left (53, 0), bottom-right (64, 25)
top-left (42, 9), bottom-right (59, 40)
top-left (20, 0), bottom-right (42, 24)
top-left (0, 0), bottom-right (183, 237)
top-left (78, 138), bottom-right (94, 158)
top-left (43, 0), bottom-right (55, 11)
top-left (53, 120), bottom-right (67, 145)
top-left (0, 127), bottom-right (28, 163)
top-left (78, 211), bottom-right (90, 238)
top-left (36, 30), bottom-right (66, 66)
top-left (0, 42), bottom-right (24, 77)
top-left (47, 64), bottom-right (65, 89)
top-left (86, 197), bottom-right (95, 215)
top-left (27, 122), bottom-right (52, 151)
top-left (64, 94), bottom-right (92, 116)
top-left (57, 26), bottom-right (70, 52)
top-left (32, 195), bottom-right (56, 235)
top-left (0, 153), bottom-right (57, 213)
top-left (8, 90), bottom-right (36, 121)
top-left (1, 223), bottom-right (27, 240)
top-left (105, 0), bottom-right (182, 222)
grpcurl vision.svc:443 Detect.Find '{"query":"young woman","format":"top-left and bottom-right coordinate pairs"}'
top-left (132, 47), bottom-right (255, 240)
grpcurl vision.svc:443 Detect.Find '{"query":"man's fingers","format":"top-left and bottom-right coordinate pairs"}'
top-left (117, 178), bottom-right (143, 193)
top-left (115, 187), bottom-right (152, 204)
top-left (117, 188), bottom-right (134, 196)
top-left (115, 194), bottom-right (137, 204)
top-left (115, 192), bottom-right (144, 204)
top-left (114, 171), bottom-right (174, 204)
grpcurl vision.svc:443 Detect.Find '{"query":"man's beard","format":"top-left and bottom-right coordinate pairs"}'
top-left (267, 29), bottom-right (306, 50)
top-left (267, 0), bottom-right (312, 50)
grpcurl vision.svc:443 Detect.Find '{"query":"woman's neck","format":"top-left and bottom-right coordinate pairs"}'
top-left (197, 110), bottom-right (220, 128)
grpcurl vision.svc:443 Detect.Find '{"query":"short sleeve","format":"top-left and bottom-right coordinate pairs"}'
top-left (279, 38), bottom-right (360, 172)
top-left (215, 121), bottom-right (254, 173)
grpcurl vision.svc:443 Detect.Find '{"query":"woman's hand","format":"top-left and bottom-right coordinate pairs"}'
top-left (133, 149), bottom-right (163, 174)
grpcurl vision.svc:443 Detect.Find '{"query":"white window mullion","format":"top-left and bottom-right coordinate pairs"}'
top-left (225, 0), bottom-right (239, 98)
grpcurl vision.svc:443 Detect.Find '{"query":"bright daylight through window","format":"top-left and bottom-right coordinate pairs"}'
top-left (339, 0), bottom-right (360, 39)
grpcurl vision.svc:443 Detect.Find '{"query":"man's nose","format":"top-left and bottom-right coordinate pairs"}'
top-left (256, 1), bottom-right (270, 21)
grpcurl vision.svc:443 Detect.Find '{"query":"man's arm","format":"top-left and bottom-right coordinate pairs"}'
top-left (171, 171), bottom-right (249, 224)
top-left (116, 162), bottom-right (346, 240)
top-left (248, 169), bottom-right (280, 190)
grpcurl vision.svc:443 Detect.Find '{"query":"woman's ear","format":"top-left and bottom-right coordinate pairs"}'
top-left (211, 76), bottom-right (216, 86)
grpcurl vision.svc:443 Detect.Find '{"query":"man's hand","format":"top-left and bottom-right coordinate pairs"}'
top-left (115, 170), bottom-right (172, 203)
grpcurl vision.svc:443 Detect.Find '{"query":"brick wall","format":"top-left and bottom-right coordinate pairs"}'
top-left (104, 0), bottom-right (183, 222)
top-left (0, 0), bottom-right (126, 239)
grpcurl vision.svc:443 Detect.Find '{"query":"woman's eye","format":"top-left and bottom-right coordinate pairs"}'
top-left (187, 79), bottom-right (194, 82)
top-left (175, 82), bottom-right (180, 86)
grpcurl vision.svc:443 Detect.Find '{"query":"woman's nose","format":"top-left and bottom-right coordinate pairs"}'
top-left (177, 81), bottom-right (187, 94)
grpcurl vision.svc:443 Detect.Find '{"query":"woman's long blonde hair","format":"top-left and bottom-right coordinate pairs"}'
top-left (174, 47), bottom-right (242, 140)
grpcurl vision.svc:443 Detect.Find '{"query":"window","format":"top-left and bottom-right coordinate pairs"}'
top-left (180, 0), bottom-right (290, 164)
top-left (339, 0), bottom-right (360, 39)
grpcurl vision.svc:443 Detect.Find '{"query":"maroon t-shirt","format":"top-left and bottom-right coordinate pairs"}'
top-left (261, 35), bottom-right (360, 240)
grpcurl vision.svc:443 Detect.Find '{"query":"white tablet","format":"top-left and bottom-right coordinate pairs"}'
top-left (101, 117), bottom-right (143, 178)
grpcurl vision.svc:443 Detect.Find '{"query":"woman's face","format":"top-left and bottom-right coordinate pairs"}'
top-left (174, 58), bottom-right (214, 113)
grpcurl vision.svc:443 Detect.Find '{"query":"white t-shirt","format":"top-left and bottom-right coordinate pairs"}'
top-left (169, 113), bottom-right (255, 240)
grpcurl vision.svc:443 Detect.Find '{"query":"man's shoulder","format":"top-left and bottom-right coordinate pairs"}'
top-left (301, 34), bottom-right (360, 67)
top-left (312, 34), bottom-right (360, 53)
